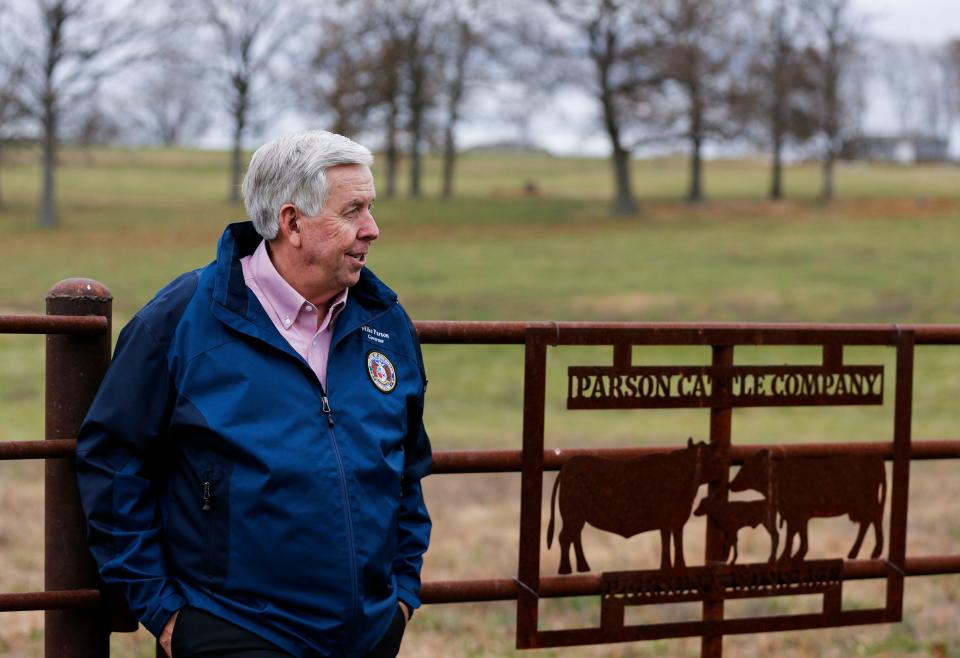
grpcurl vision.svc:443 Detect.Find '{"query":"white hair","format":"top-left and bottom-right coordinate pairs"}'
top-left (241, 130), bottom-right (374, 240)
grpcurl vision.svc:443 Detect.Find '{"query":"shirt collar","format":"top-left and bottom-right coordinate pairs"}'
top-left (245, 239), bottom-right (348, 331)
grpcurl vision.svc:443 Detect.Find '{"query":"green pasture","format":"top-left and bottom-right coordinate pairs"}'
top-left (2, 147), bottom-right (959, 448)
top-left (1, 147), bottom-right (960, 656)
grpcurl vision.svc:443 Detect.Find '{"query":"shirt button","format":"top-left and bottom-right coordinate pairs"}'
top-left (283, 316), bottom-right (292, 327)
top-left (304, 304), bottom-right (314, 312)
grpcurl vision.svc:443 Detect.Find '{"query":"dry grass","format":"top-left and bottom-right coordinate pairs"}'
top-left (4, 460), bottom-right (958, 656)
top-left (402, 463), bottom-right (960, 657)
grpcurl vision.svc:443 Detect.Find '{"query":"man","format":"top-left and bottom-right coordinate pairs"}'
top-left (76, 131), bottom-right (432, 658)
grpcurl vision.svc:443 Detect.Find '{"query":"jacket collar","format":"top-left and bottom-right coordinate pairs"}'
top-left (212, 221), bottom-right (398, 334)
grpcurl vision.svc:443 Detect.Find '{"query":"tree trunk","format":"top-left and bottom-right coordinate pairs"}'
top-left (441, 22), bottom-right (469, 201)
top-left (688, 87), bottom-right (704, 204)
top-left (689, 137), bottom-right (703, 203)
top-left (610, 144), bottom-right (637, 215)
top-left (40, 100), bottom-right (58, 228)
top-left (770, 122), bottom-right (784, 200)
top-left (408, 69), bottom-right (423, 198)
top-left (770, 0), bottom-right (787, 201)
top-left (229, 129), bottom-right (243, 204)
top-left (384, 133), bottom-right (398, 200)
top-left (441, 124), bottom-right (455, 199)
top-left (229, 100), bottom-right (246, 205)
top-left (596, 31), bottom-right (638, 216)
top-left (689, 133), bottom-right (704, 203)
top-left (407, 34), bottom-right (425, 199)
top-left (408, 125), bottom-right (421, 198)
top-left (0, 138), bottom-right (5, 209)
top-left (821, 69), bottom-right (838, 202)
top-left (822, 142), bottom-right (835, 200)
top-left (384, 110), bottom-right (398, 199)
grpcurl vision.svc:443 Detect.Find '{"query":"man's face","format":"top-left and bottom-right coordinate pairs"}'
top-left (297, 164), bottom-right (378, 297)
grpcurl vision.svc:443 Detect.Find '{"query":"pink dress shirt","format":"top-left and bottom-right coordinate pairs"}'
top-left (240, 240), bottom-right (347, 391)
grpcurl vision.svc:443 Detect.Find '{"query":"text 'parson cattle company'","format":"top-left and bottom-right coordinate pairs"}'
top-left (568, 365), bottom-right (883, 409)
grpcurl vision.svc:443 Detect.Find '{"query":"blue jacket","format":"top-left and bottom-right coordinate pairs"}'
top-left (76, 222), bottom-right (432, 657)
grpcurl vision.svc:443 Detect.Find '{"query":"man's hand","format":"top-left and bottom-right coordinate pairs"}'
top-left (159, 609), bottom-right (179, 658)
top-left (398, 601), bottom-right (410, 624)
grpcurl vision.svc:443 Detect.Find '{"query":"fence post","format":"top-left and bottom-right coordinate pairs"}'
top-left (45, 278), bottom-right (113, 658)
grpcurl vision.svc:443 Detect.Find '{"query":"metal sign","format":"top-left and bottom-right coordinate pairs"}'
top-left (567, 365), bottom-right (884, 408)
top-left (516, 328), bottom-right (913, 652)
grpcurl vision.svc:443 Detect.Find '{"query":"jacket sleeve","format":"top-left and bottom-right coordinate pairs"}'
top-left (75, 316), bottom-right (186, 637)
top-left (393, 320), bottom-right (433, 613)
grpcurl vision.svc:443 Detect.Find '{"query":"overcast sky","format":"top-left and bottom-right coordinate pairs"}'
top-left (857, 0), bottom-right (960, 43)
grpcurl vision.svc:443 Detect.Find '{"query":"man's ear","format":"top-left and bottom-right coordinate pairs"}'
top-left (277, 204), bottom-right (301, 248)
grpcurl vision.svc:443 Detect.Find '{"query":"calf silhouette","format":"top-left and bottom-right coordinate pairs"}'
top-left (693, 494), bottom-right (778, 564)
top-left (547, 439), bottom-right (717, 574)
top-left (729, 449), bottom-right (886, 562)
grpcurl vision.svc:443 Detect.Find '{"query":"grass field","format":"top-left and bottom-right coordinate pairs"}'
top-left (1, 146), bottom-right (960, 657)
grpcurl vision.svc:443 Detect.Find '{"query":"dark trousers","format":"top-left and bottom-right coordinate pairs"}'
top-left (170, 606), bottom-right (406, 658)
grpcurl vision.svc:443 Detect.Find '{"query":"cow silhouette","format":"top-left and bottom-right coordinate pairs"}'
top-left (729, 449), bottom-right (887, 562)
top-left (546, 439), bottom-right (718, 574)
top-left (693, 494), bottom-right (778, 564)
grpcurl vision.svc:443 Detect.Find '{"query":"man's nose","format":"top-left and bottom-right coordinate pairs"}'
top-left (359, 211), bottom-right (379, 241)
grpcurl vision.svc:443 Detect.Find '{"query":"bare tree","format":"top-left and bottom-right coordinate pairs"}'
top-left (395, 1), bottom-right (438, 199)
top-left (0, 2), bottom-right (28, 210)
top-left (292, 1), bottom-right (406, 197)
top-left (0, 84), bottom-right (20, 209)
top-left (738, 0), bottom-right (818, 199)
top-left (652, 0), bottom-right (746, 203)
top-left (923, 45), bottom-right (958, 140)
top-left (195, 0), bottom-right (298, 204)
top-left (877, 40), bottom-right (956, 141)
top-left (803, 0), bottom-right (863, 200)
top-left (950, 39), bottom-right (960, 114)
top-left (437, 4), bottom-right (487, 199)
top-left (541, 0), bottom-right (664, 215)
top-left (296, 11), bottom-right (380, 138)
top-left (879, 42), bottom-right (923, 135)
top-left (373, 35), bottom-right (406, 199)
top-left (131, 43), bottom-right (212, 147)
top-left (306, 0), bottom-right (419, 199)
top-left (11, 0), bottom-right (152, 227)
top-left (301, 0), bottom-right (484, 201)
top-left (948, 39), bottom-right (960, 143)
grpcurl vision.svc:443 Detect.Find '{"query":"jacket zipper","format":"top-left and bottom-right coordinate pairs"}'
top-left (322, 396), bottom-right (334, 426)
top-left (320, 304), bottom-right (395, 622)
top-left (201, 480), bottom-right (212, 512)
top-left (321, 393), bottom-right (360, 619)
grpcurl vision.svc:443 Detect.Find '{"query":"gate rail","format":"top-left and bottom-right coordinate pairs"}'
top-left (2, 283), bottom-right (960, 657)
top-left (413, 321), bottom-right (960, 583)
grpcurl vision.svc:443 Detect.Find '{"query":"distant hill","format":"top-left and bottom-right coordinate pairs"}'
top-left (462, 141), bottom-right (553, 156)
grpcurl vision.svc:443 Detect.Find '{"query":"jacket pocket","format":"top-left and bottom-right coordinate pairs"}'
top-left (199, 463), bottom-right (231, 585)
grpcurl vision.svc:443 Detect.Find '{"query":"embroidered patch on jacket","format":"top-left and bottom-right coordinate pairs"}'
top-left (366, 351), bottom-right (397, 393)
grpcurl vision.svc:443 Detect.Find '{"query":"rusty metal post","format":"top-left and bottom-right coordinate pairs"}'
top-left (515, 329), bottom-right (551, 649)
top-left (701, 345), bottom-right (734, 658)
top-left (45, 279), bottom-right (113, 658)
top-left (886, 332), bottom-right (914, 617)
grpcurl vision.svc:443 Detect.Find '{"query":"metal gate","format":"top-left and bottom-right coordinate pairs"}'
top-left (2, 280), bottom-right (960, 657)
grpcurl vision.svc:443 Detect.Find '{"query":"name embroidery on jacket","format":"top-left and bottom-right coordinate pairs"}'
top-left (362, 325), bottom-right (390, 344)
